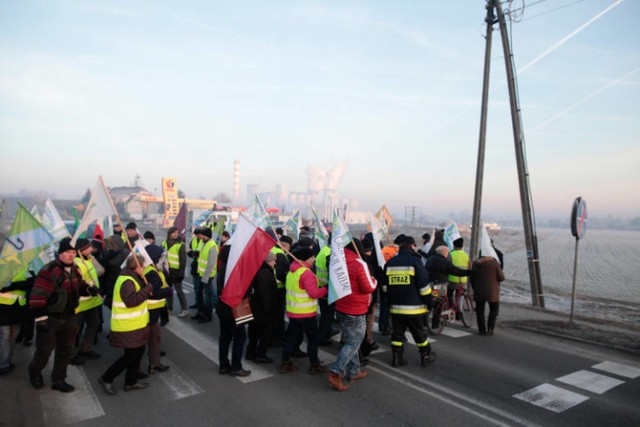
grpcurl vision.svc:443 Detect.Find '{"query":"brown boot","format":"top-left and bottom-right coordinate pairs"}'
top-left (328, 372), bottom-right (349, 391)
top-left (308, 362), bottom-right (328, 375)
top-left (350, 370), bottom-right (368, 383)
top-left (279, 360), bottom-right (297, 374)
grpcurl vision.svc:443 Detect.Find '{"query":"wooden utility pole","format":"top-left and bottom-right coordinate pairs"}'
top-left (471, 0), bottom-right (545, 307)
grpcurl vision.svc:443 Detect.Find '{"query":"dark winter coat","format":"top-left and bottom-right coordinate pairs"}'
top-left (471, 257), bottom-right (505, 303)
top-left (426, 253), bottom-right (470, 284)
top-left (249, 262), bottom-right (278, 323)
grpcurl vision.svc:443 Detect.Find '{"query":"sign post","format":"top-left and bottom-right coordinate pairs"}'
top-left (569, 196), bottom-right (587, 323)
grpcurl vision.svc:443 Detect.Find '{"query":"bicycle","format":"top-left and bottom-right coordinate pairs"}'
top-left (427, 283), bottom-right (475, 335)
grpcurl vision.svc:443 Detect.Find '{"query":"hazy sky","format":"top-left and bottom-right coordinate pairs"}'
top-left (1, 0), bottom-right (638, 219)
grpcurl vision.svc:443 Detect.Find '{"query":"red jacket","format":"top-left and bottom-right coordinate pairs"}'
top-left (335, 249), bottom-right (377, 316)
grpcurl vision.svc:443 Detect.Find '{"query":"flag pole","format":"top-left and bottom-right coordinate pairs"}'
top-left (99, 176), bottom-right (148, 284)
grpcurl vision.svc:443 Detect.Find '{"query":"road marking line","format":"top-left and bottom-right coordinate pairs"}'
top-left (153, 359), bottom-right (204, 399)
top-left (441, 327), bottom-right (472, 338)
top-left (592, 361), bottom-right (640, 379)
top-left (513, 383), bottom-right (589, 413)
top-left (165, 317), bottom-right (274, 384)
top-left (40, 365), bottom-right (105, 426)
top-left (556, 370), bottom-right (625, 395)
top-left (366, 360), bottom-right (539, 426)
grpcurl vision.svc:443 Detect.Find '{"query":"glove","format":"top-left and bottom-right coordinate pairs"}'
top-left (36, 319), bottom-right (49, 333)
top-left (87, 286), bottom-right (100, 296)
top-left (424, 294), bottom-right (434, 311)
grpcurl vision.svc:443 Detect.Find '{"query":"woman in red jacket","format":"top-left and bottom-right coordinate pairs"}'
top-left (328, 239), bottom-right (377, 391)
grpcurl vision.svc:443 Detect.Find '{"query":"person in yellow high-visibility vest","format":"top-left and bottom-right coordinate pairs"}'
top-left (144, 245), bottom-right (173, 375)
top-left (98, 254), bottom-right (152, 395)
top-left (69, 239), bottom-right (104, 366)
top-left (279, 247), bottom-right (328, 375)
top-left (0, 265), bottom-right (33, 374)
top-left (194, 228), bottom-right (218, 323)
top-left (162, 226), bottom-right (187, 317)
top-left (448, 238), bottom-right (470, 313)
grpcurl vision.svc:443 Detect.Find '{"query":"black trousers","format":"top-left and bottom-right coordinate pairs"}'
top-left (390, 315), bottom-right (428, 348)
top-left (247, 320), bottom-right (272, 358)
top-left (102, 346), bottom-right (145, 386)
top-left (475, 300), bottom-right (500, 333)
top-left (282, 317), bottom-right (320, 363)
top-left (29, 316), bottom-right (78, 383)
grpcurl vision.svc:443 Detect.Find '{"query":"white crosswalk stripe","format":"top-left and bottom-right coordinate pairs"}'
top-left (556, 370), bottom-right (625, 395)
top-left (40, 365), bottom-right (105, 425)
top-left (592, 361), bottom-right (640, 379)
top-left (164, 317), bottom-right (275, 384)
top-left (153, 358), bottom-right (204, 399)
top-left (441, 327), bottom-right (472, 338)
top-left (513, 383), bottom-right (589, 413)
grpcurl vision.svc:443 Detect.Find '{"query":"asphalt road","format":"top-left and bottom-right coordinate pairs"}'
top-left (2, 285), bottom-right (639, 427)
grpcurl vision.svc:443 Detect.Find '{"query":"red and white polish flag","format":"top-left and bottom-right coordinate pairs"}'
top-left (221, 213), bottom-right (276, 309)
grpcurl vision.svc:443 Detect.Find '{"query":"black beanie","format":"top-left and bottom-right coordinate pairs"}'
top-left (453, 237), bottom-right (464, 248)
top-left (201, 227), bottom-right (212, 238)
top-left (145, 244), bottom-right (163, 264)
top-left (293, 247), bottom-right (315, 261)
top-left (76, 238), bottom-right (92, 252)
top-left (143, 231), bottom-right (155, 240)
top-left (58, 237), bottom-right (75, 254)
top-left (125, 222), bottom-right (137, 230)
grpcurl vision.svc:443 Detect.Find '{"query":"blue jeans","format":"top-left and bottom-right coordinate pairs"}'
top-left (0, 324), bottom-right (18, 369)
top-left (331, 313), bottom-right (366, 380)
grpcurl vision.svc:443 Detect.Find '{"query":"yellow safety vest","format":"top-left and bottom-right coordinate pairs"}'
top-left (165, 241), bottom-right (182, 270)
top-left (315, 246), bottom-right (331, 287)
top-left (0, 266), bottom-right (29, 306)
top-left (111, 275), bottom-right (149, 332)
top-left (74, 257), bottom-right (103, 313)
top-left (144, 265), bottom-right (169, 310)
top-left (190, 237), bottom-right (202, 252)
top-left (197, 239), bottom-right (219, 279)
top-left (270, 246), bottom-right (285, 288)
top-left (448, 250), bottom-right (469, 284)
top-left (285, 267), bottom-right (318, 316)
top-left (0, 289), bottom-right (26, 306)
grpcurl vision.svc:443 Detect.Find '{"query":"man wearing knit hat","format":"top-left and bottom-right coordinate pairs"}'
top-left (194, 227), bottom-right (218, 323)
top-left (69, 238), bottom-right (103, 366)
top-left (28, 238), bottom-right (96, 392)
top-left (125, 222), bottom-right (140, 246)
top-left (279, 247), bottom-right (328, 375)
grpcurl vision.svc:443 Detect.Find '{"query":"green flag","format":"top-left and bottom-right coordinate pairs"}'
top-left (0, 203), bottom-right (54, 287)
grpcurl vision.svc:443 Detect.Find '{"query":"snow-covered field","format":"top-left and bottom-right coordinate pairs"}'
top-left (393, 225), bottom-right (640, 326)
top-left (497, 227), bottom-right (640, 305)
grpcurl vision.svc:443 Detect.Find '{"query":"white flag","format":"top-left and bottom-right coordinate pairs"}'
top-left (328, 209), bottom-right (352, 304)
top-left (120, 239), bottom-right (154, 268)
top-left (368, 213), bottom-right (386, 269)
top-left (246, 195), bottom-right (271, 231)
top-left (480, 224), bottom-right (499, 262)
top-left (443, 221), bottom-right (461, 249)
top-left (312, 207), bottom-right (329, 249)
top-left (72, 177), bottom-right (115, 245)
top-left (43, 199), bottom-right (71, 241)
